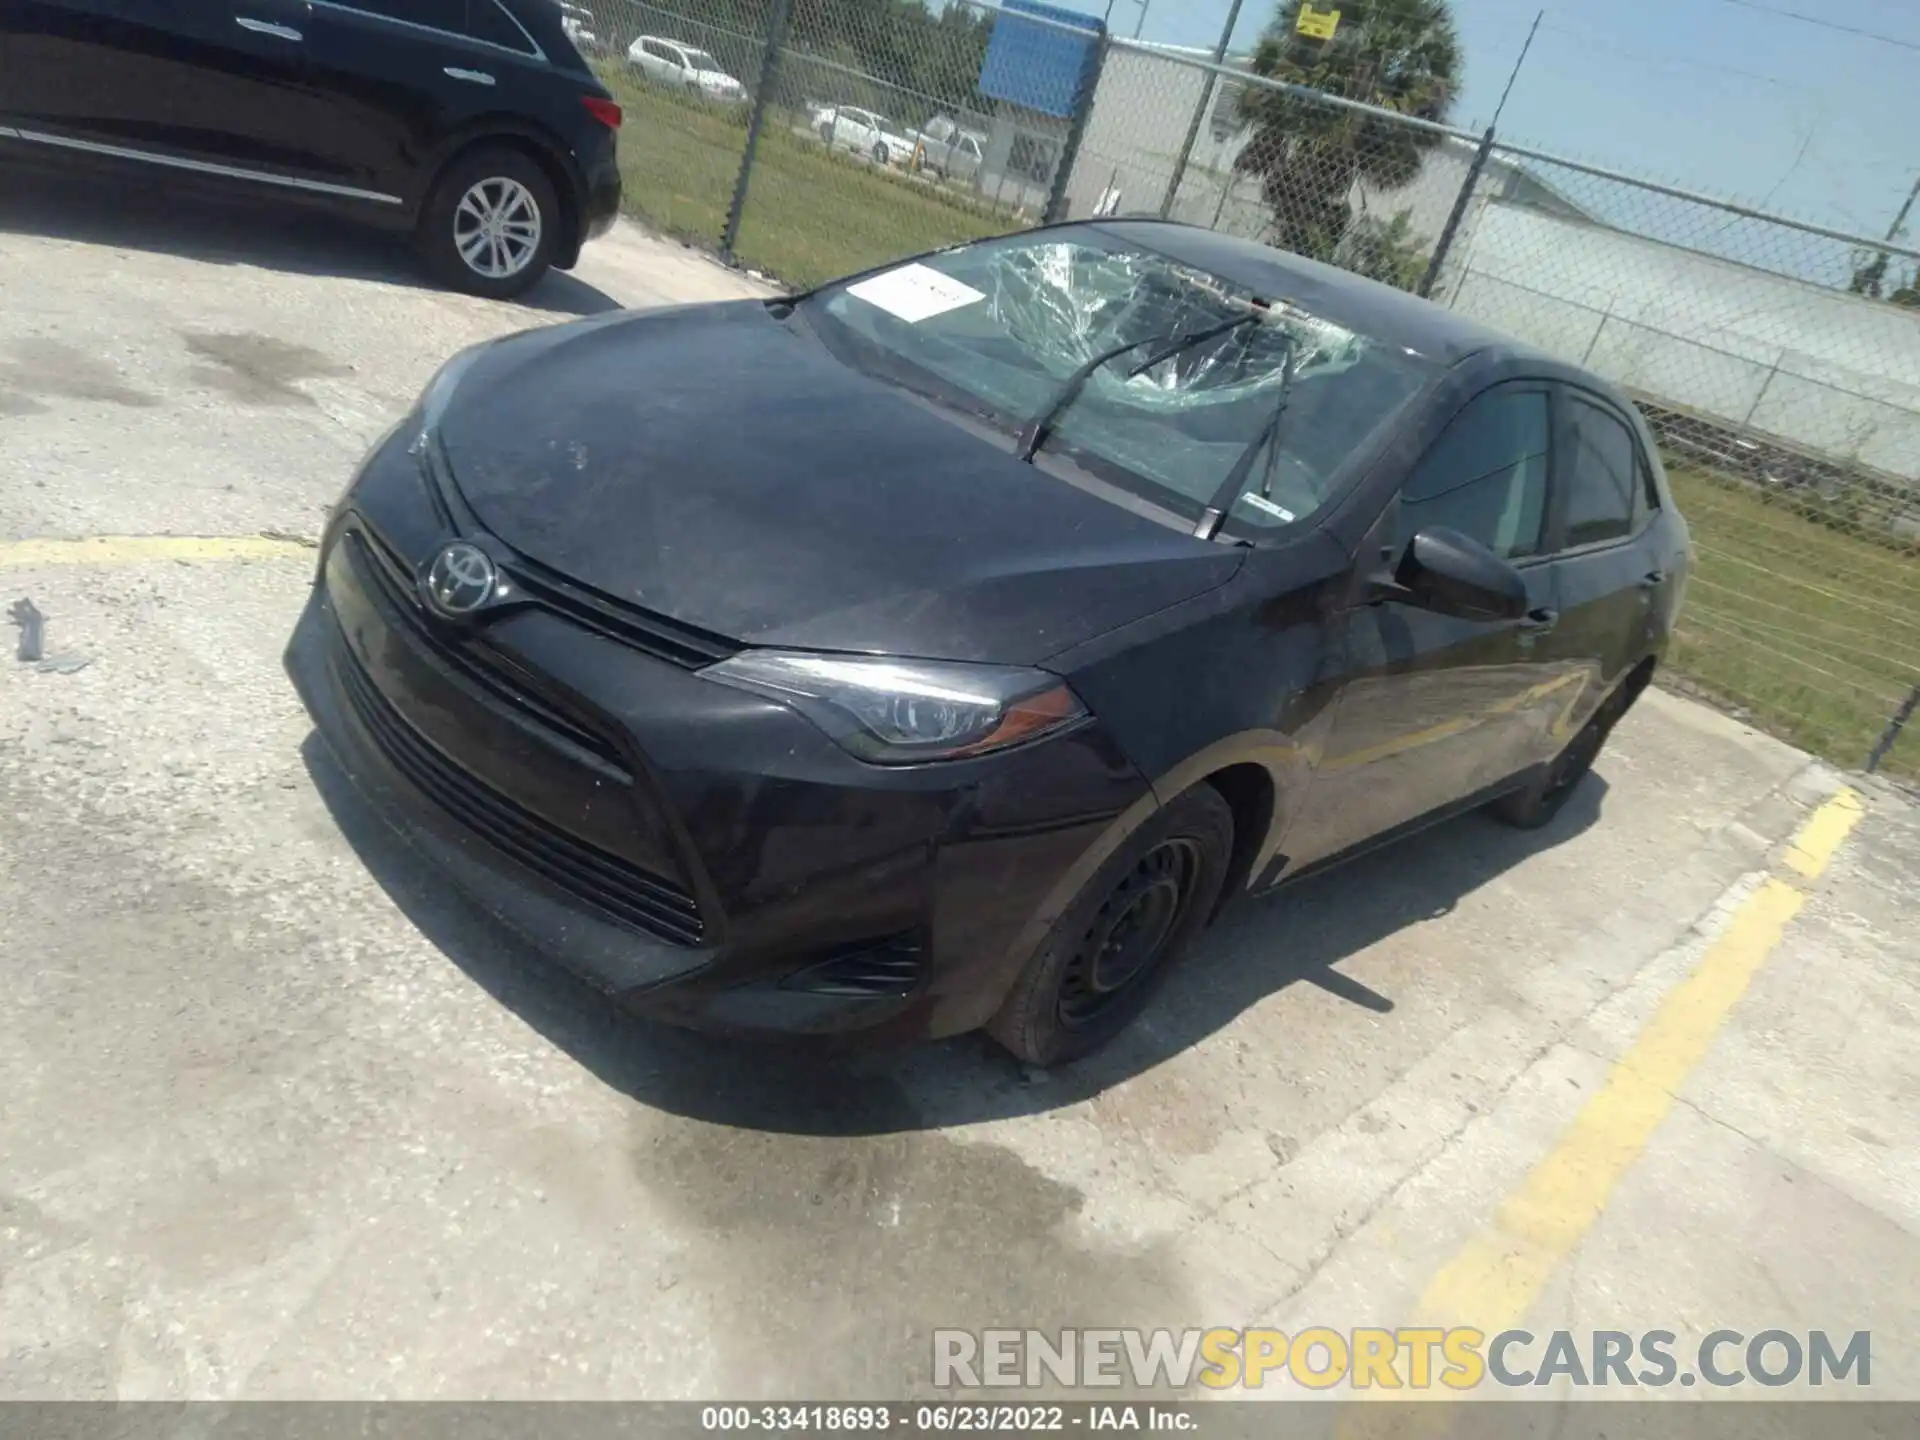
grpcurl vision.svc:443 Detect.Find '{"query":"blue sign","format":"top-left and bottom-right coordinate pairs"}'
top-left (978, 0), bottom-right (1103, 120)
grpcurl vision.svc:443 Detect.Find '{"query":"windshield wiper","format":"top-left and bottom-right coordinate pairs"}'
top-left (1014, 303), bottom-right (1269, 463)
top-left (1194, 334), bottom-right (1300, 541)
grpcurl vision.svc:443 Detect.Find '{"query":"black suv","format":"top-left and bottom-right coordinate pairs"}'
top-left (0, 0), bottom-right (624, 297)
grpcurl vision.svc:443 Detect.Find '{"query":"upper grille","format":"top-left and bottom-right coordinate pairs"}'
top-left (412, 441), bottom-right (740, 672)
top-left (347, 526), bottom-right (629, 775)
top-left (331, 625), bottom-right (706, 946)
top-left (502, 554), bottom-right (739, 671)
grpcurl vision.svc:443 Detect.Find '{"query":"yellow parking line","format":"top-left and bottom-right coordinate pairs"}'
top-left (1414, 784), bottom-right (1866, 1335)
top-left (1780, 784), bottom-right (1867, 879)
top-left (0, 534), bottom-right (315, 569)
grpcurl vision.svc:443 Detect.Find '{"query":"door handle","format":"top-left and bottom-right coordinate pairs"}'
top-left (444, 66), bottom-right (497, 85)
top-left (236, 16), bottom-right (302, 39)
top-left (1640, 569), bottom-right (1666, 588)
top-left (1519, 607), bottom-right (1559, 633)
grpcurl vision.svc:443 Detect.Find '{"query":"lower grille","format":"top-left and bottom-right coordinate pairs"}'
top-left (331, 626), bottom-right (706, 946)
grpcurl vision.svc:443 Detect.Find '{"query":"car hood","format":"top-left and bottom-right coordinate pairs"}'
top-left (434, 302), bottom-right (1245, 666)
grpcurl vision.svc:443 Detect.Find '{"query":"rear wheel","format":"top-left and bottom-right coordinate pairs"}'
top-left (417, 146), bottom-right (558, 300)
top-left (1490, 663), bottom-right (1651, 830)
top-left (871, 141), bottom-right (890, 165)
top-left (987, 786), bottom-right (1233, 1067)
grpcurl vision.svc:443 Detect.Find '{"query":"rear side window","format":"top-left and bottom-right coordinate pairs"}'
top-left (1563, 398), bottom-right (1639, 548)
top-left (1633, 449), bottom-right (1661, 526)
top-left (465, 0), bottom-right (537, 52)
top-left (1396, 387), bottom-right (1551, 561)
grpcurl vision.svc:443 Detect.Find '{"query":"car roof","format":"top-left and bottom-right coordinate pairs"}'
top-left (1079, 219), bottom-right (1552, 368)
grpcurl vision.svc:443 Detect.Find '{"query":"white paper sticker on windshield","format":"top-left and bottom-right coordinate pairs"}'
top-left (845, 263), bottom-right (984, 323)
top-left (1239, 493), bottom-right (1296, 523)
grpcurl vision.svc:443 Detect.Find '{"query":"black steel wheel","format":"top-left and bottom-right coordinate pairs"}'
top-left (987, 785), bottom-right (1233, 1067)
top-left (1490, 663), bottom-right (1651, 830)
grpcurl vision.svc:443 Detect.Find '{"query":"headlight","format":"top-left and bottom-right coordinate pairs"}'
top-left (702, 651), bottom-right (1087, 764)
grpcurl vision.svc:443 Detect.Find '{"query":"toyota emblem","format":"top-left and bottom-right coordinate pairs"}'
top-left (423, 541), bottom-right (497, 617)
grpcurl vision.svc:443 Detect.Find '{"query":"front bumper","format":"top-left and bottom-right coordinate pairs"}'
top-left (285, 452), bottom-right (1151, 1044)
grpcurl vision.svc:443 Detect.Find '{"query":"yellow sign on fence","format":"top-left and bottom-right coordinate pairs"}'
top-left (1296, 4), bottom-right (1341, 40)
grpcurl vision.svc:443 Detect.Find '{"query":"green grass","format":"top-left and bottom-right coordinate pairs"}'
top-left (1663, 466), bottom-right (1920, 780)
top-left (601, 71), bottom-right (1020, 289)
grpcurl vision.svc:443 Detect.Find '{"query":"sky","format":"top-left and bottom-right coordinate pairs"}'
top-left (1060, 0), bottom-right (1920, 243)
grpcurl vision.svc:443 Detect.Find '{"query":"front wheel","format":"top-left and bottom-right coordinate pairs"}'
top-left (987, 785), bottom-right (1233, 1067)
top-left (871, 141), bottom-right (890, 165)
top-left (417, 146), bottom-right (558, 300)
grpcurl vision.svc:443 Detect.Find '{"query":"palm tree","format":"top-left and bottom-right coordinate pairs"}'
top-left (1233, 0), bottom-right (1462, 266)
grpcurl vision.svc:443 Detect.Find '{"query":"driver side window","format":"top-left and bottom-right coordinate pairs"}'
top-left (1395, 386), bottom-right (1551, 561)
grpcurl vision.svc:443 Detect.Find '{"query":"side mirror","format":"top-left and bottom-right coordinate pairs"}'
top-left (1389, 526), bottom-right (1531, 621)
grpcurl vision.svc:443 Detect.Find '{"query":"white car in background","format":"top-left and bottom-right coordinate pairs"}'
top-left (627, 35), bottom-right (748, 104)
top-left (557, 2), bottom-right (604, 54)
top-left (810, 105), bottom-right (916, 168)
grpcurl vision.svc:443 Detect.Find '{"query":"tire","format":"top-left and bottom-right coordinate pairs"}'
top-left (417, 146), bottom-right (559, 300)
top-left (871, 141), bottom-right (889, 165)
top-left (818, 123), bottom-right (835, 145)
top-left (1489, 664), bottom-right (1650, 830)
top-left (987, 785), bottom-right (1234, 1067)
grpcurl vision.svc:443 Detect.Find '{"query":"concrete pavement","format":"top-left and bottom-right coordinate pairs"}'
top-left (1, 166), bottom-right (1914, 1405)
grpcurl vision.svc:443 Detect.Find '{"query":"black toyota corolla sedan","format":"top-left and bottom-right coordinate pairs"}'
top-left (286, 219), bottom-right (1691, 1065)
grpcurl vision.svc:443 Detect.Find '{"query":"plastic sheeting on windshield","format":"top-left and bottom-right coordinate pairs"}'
top-left (968, 241), bottom-right (1372, 411)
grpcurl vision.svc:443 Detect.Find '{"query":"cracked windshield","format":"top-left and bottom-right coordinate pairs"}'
top-left (810, 233), bottom-right (1438, 533)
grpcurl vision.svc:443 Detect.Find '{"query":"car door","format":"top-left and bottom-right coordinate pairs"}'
top-left (1281, 381), bottom-right (1567, 869)
top-left (1, 0), bottom-right (333, 182)
top-left (1538, 388), bottom-right (1664, 737)
top-left (664, 42), bottom-right (697, 90)
top-left (955, 134), bottom-right (983, 181)
top-left (844, 108), bottom-right (877, 150)
top-left (297, 0), bottom-right (540, 201)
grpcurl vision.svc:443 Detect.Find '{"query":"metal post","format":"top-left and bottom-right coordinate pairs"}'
top-left (1742, 349), bottom-right (1785, 427)
top-left (1209, 161), bottom-right (1235, 229)
top-left (1158, 0), bottom-right (1244, 219)
top-left (1579, 297), bottom-right (1613, 365)
top-left (720, 0), bottom-right (795, 265)
top-left (1418, 126), bottom-right (1494, 300)
top-left (1867, 681), bottom-right (1920, 774)
top-left (1044, 34), bottom-right (1108, 225)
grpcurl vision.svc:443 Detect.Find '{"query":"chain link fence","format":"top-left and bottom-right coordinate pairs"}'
top-left (578, 0), bottom-right (1102, 285)
top-left (1426, 139), bottom-right (1920, 784)
top-left (582, 0), bottom-right (1920, 783)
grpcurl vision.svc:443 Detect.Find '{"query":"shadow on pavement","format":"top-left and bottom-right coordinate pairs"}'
top-left (0, 162), bottom-right (621, 317)
top-left (303, 731), bottom-right (1607, 1136)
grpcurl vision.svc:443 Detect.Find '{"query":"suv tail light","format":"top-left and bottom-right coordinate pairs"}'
top-left (582, 96), bottom-right (622, 130)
